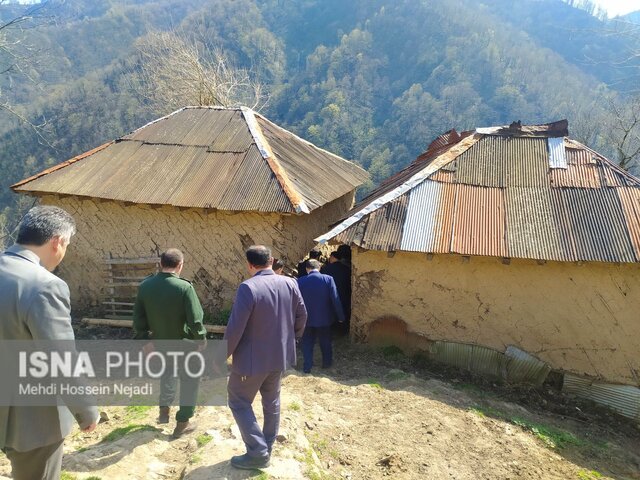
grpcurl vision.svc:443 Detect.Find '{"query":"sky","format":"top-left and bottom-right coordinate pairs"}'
top-left (593, 0), bottom-right (640, 17)
top-left (7, 0), bottom-right (640, 18)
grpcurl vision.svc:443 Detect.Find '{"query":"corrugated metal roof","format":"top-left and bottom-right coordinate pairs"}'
top-left (548, 138), bottom-right (567, 169)
top-left (451, 184), bottom-right (507, 257)
top-left (506, 186), bottom-right (569, 262)
top-left (13, 107), bottom-right (369, 213)
top-left (317, 120), bottom-right (640, 264)
top-left (256, 113), bottom-right (369, 211)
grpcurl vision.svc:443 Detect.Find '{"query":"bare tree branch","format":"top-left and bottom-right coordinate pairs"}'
top-left (127, 30), bottom-right (267, 113)
top-left (0, 0), bottom-right (55, 141)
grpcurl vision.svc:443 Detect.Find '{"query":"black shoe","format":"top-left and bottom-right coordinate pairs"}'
top-left (230, 453), bottom-right (270, 470)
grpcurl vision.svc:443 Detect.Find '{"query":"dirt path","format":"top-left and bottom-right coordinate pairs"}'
top-left (0, 338), bottom-right (638, 479)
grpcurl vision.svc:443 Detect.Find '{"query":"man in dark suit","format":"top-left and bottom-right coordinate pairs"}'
top-left (320, 250), bottom-right (351, 334)
top-left (298, 259), bottom-right (345, 373)
top-left (0, 206), bottom-right (99, 480)
top-left (225, 245), bottom-right (307, 470)
top-left (133, 248), bottom-right (206, 438)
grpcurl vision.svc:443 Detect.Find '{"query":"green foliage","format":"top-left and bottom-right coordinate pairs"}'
top-left (124, 405), bottom-right (152, 419)
top-left (100, 424), bottom-right (159, 443)
top-left (2, 0), bottom-right (639, 223)
top-left (511, 417), bottom-right (583, 449)
top-left (288, 401), bottom-right (301, 411)
top-left (195, 433), bottom-right (213, 448)
top-left (469, 405), bottom-right (583, 450)
top-left (577, 470), bottom-right (603, 480)
top-left (60, 472), bottom-right (77, 480)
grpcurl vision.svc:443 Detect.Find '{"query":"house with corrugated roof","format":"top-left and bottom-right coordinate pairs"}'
top-left (317, 120), bottom-right (640, 420)
top-left (13, 106), bottom-right (368, 315)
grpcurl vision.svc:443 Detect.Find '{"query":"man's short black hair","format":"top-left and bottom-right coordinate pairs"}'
top-left (161, 248), bottom-right (184, 268)
top-left (16, 205), bottom-right (76, 246)
top-left (330, 250), bottom-right (340, 260)
top-left (309, 248), bottom-right (321, 259)
top-left (337, 244), bottom-right (351, 261)
top-left (246, 245), bottom-right (272, 267)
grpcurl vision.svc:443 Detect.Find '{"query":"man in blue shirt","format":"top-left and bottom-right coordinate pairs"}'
top-left (297, 259), bottom-right (345, 373)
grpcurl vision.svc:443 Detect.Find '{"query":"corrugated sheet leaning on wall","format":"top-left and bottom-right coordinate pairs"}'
top-left (563, 374), bottom-right (640, 422)
top-left (427, 342), bottom-right (552, 385)
top-left (319, 120), bottom-right (640, 264)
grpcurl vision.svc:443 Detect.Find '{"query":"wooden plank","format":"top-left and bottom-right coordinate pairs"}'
top-left (103, 281), bottom-right (143, 287)
top-left (82, 318), bottom-right (226, 334)
top-left (104, 277), bottom-right (149, 282)
top-left (102, 301), bottom-right (135, 306)
top-left (105, 257), bottom-right (160, 265)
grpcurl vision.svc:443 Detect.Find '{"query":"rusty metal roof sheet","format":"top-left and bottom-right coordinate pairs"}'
top-left (255, 114), bottom-right (369, 211)
top-left (451, 184), bottom-right (507, 257)
top-left (318, 121), bottom-right (640, 263)
top-left (13, 107), bottom-right (368, 213)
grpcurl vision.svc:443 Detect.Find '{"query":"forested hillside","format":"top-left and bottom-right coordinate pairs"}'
top-left (1, 0), bottom-right (640, 235)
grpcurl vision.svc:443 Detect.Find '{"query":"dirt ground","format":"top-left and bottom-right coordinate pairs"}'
top-left (0, 327), bottom-right (639, 480)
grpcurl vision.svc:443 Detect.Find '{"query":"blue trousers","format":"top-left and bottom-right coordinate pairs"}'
top-left (227, 371), bottom-right (282, 458)
top-left (301, 326), bottom-right (332, 373)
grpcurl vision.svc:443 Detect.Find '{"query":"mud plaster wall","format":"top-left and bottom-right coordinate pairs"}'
top-left (351, 249), bottom-right (640, 386)
top-left (41, 192), bottom-right (354, 314)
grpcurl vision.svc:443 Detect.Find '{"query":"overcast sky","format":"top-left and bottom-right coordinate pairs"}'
top-left (593, 0), bottom-right (640, 17)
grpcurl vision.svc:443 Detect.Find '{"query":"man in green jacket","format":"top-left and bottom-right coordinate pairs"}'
top-left (133, 248), bottom-right (206, 438)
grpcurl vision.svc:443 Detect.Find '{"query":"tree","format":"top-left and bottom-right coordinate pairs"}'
top-left (604, 95), bottom-right (640, 172)
top-left (127, 30), bottom-right (266, 114)
top-left (0, 0), bottom-right (53, 125)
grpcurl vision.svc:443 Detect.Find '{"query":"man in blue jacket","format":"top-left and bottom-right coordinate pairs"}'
top-left (225, 245), bottom-right (307, 470)
top-left (297, 259), bottom-right (345, 373)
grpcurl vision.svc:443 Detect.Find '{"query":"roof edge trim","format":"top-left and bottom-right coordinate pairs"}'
top-left (241, 107), bottom-right (310, 214)
top-left (11, 140), bottom-right (115, 190)
top-left (316, 133), bottom-right (481, 244)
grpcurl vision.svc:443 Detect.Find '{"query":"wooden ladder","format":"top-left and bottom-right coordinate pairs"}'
top-left (103, 256), bottom-right (160, 319)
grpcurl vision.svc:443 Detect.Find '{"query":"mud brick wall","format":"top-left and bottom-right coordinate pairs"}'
top-left (351, 249), bottom-right (640, 386)
top-left (41, 192), bottom-right (354, 315)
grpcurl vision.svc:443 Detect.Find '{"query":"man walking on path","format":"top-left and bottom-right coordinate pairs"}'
top-left (0, 206), bottom-right (99, 480)
top-left (225, 245), bottom-right (307, 470)
top-left (298, 259), bottom-right (345, 373)
top-left (320, 250), bottom-right (351, 334)
top-left (133, 248), bottom-right (206, 438)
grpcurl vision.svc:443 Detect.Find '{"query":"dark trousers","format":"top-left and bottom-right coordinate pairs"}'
top-left (159, 357), bottom-right (200, 422)
top-left (302, 326), bottom-right (332, 373)
top-left (3, 439), bottom-right (64, 480)
top-left (227, 371), bottom-right (282, 459)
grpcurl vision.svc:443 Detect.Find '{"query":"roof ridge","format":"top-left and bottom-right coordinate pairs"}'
top-left (11, 141), bottom-right (114, 190)
top-left (316, 133), bottom-right (481, 243)
top-left (251, 110), bottom-right (362, 167)
top-left (241, 107), bottom-right (310, 214)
